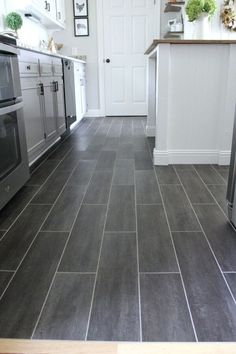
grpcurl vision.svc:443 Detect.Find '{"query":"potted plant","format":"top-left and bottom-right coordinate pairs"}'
top-left (5, 12), bottom-right (23, 38)
top-left (185, 0), bottom-right (217, 38)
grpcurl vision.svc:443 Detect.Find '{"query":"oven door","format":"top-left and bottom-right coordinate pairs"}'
top-left (0, 43), bottom-right (21, 103)
top-left (0, 101), bottom-right (29, 210)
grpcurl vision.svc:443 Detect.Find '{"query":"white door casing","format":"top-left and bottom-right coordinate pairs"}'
top-left (102, 0), bottom-right (157, 116)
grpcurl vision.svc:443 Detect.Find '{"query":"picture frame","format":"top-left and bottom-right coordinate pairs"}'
top-left (74, 17), bottom-right (89, 37)
top-left (73, 0), bottom-right (88, 17)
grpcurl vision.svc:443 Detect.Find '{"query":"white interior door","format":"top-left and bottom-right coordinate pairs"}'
top-left (103, 0), bottom-right (156, 116)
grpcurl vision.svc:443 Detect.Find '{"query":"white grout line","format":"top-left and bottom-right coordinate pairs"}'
top-left (139, 272), bottom-right (180, 275)
top-left (174, 166), bottom-right (236, 306)
top-left (223, 271), bottom-right (236, 274)
top-left (134, 159), bottom-right (143, 342)
top-left (85, 149), bottom-right (116, 341)
top-left (192, 166), bottom-right (228, 219)
top-left (0, 270), bottom-right (15, 273)
top-left (31, 155), bottom-right (99, 339)
top-left (211, 165), bottom-right (228, 184)
top-left (57, 272), bottom-right (96, 275)
top-left (171, 231), bottom-right (203, 233)
top-left (148, 148), bottom-right (199, 341)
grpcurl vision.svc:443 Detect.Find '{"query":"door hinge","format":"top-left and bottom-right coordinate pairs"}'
top-left (44, 133), bottom-right (47, 139)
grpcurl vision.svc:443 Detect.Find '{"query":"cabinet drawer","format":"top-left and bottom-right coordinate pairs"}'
top-left (40, 63), bottom-right (53, 76)
top-left (19, 62), bottom-right (39, 77)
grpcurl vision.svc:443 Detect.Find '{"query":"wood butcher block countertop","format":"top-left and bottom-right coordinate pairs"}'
top-left (145, 39), bottom-right (236, 54)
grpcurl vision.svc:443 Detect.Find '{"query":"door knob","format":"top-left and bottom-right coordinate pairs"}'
top-left (106, 59), bottom-right (111, 63)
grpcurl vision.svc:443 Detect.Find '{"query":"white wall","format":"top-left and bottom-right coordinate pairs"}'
top-left (184, 0), bottom-right (236, 39)
top-left (53, 0), bottom-right (100, 112)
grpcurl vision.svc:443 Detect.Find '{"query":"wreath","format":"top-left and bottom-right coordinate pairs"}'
top-left (221, 0), bottom-right (236, 31)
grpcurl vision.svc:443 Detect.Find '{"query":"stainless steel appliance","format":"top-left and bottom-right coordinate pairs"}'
top-left (227, 104), bottom-right (236, 228)
top-left (63, 59), bottom-right (76, 128)
top-left (0, 35), bottom-right (29, 210)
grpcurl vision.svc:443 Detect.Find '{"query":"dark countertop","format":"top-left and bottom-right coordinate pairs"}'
top-left (145, 39), bottom-right (236, 55)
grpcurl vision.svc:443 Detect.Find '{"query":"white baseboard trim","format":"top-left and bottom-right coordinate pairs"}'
top-left (218, 150), bottom-right (231, 165)
top-left (153, 149), bottom-right (231, 166)
top-left (146, 125), bottom-right (156, 137)
top-left (84, 109), bottom-right (103, 118)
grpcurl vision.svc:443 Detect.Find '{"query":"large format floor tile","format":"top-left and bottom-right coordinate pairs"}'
top-left (87, 233), bottom-right (140, 341)
top-left (105, 185), bottom-right (136, 232)
top-left (194, 165), bottom-right (225, 185)
top-left (207, 184), bottom-right (228, 215)
top-left (155, 166), bottom-right (179, 185)
top-left (0, 205), bottom-right (51, 270)
top-left (67, 160), bottom-right (97, 186)
top-left (161, 185), bottom-right (200, 232)
top-left (59, 204), bottom-right (106, 272)
top-left (0, 271), bottom-right (13, 297)
top-left (0, 117), bottom-right (235, 343)
top-left (137, 205), bottom-right (178, 272)
top-left (31, 170), bottom-right (71, 205)
top-left (173, 231), bottom-right (236, 341)
top-left (140, 274), bottom-right (195, 342)
top-left (135, 170), bottom-right (161, 204)
top-left (0, 232), bottom-right (68, 339)
top-left (96, 151), bottom-right (116, 170)
top-left (113, 159), bottom-right (134, 186)
top-left (41, 185), bottom-right (86, 232)
top-left (33, 273), bottom-right (94, 340)
top-left (177, 169), bottom-right (215, 204)
top-left (0, 186), bottom-right (39, 230)
top-left (194, 204), bottom-right (236, 271)
top-left (83, 171), bottom-right (113, 204)
top-left (27, 159), bottom-right (61, 186)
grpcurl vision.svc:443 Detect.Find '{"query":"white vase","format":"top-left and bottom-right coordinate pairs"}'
top-left (193, 13), bottom-right (210, 39)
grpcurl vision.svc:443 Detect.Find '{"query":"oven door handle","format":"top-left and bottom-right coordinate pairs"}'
top-left (0, 43), bottom-right (19, 55)
top-left (0, 102), bottom-right (24, 116)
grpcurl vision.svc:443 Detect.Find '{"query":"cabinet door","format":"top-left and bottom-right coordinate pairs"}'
top-left (56, 0), bottom-right (66, 25)
top-left (43, 80), bottom-right (58, 142)
top-left (21, 78), bottom-right (46, 163)
top-left (56, 79), bottom-right (66, 135)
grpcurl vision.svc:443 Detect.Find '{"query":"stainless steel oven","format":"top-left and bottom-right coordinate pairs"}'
top-left (0, 36), bottom-right (29, 210)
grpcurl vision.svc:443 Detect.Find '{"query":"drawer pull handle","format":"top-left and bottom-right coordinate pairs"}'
top-left (26, 65), bottom-right (31, 70)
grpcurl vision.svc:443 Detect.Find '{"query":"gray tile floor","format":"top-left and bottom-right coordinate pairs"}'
top-left (0, 116), bottom-right (235, 342)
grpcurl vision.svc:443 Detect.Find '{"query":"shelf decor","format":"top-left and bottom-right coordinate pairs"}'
top-left (73, 0), bottom-right (89, 37)
top-left (185, 0), bottom-right (217, 38)
top-left (5, 12), bottom-right (23, 38)
top-left (221, 0), bottom-right (236, 31)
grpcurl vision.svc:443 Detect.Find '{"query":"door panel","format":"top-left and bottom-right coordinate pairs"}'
top-left (43, 80), bottom-right (57, 141)
top-left (21, 79), bottom-right (45, 159)
top-left (103, 0), bottom-right (156, 116)
top-left (57, 80), bottom-right (66, 135)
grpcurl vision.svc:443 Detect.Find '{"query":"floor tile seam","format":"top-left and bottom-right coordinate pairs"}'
top-left (0, 157), bottom-right (65, 242)
top-left (210, 165), bottom-right (228, 184)
top-left (192, 166), bottom-right (228, 219)
top-left (174, 166), bottom-right (236, 306)
top-left (85, 145), bottom-right (117, 341)
top-left (134, 161), bottom-right (143, 342)
top-left (151, 155), bottom-right (198, 341)
top-left (30, 159), bottom-right (97, 339)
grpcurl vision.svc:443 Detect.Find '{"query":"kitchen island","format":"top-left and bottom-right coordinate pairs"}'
top-left (146, 39), bottom-right (236, 165)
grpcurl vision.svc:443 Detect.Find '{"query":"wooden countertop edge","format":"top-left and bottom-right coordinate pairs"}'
top-left (0, 340), bottom-right (236, 354)
top-left (145, 39), bottom-right (236, 54)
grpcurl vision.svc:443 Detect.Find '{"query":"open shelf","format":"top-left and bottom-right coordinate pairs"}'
top-left (164, 1), bottom-right (185, 12)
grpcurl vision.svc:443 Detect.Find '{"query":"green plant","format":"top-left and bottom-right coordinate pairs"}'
top-left (5, 12), bottom-right (23, 36)
top-left (186, 0), bottom-right (217, 21)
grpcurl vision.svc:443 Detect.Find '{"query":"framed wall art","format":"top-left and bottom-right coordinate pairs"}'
top-left (74, 17), bottom-right (89, 37)
top-left (73, 0), bottom-right (88, 17)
